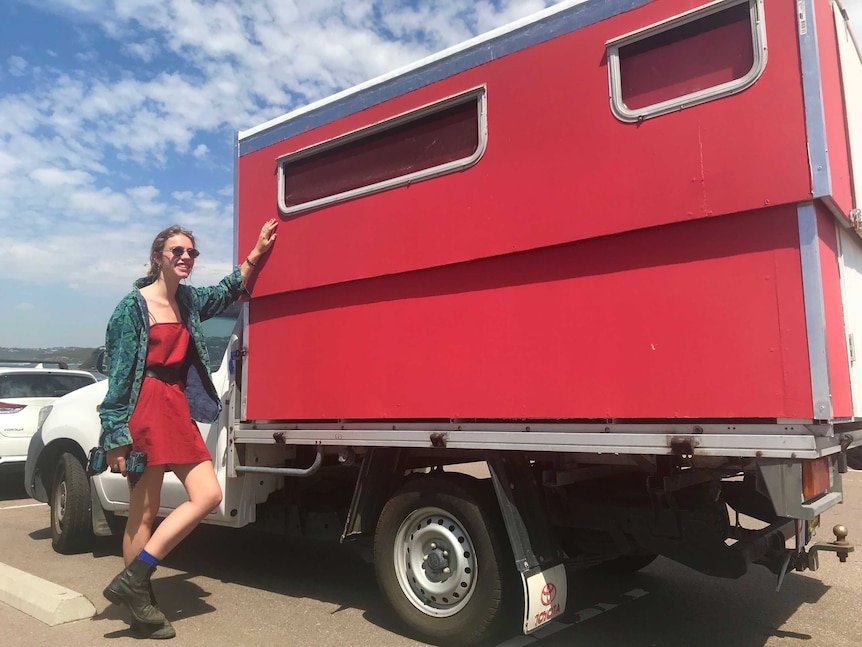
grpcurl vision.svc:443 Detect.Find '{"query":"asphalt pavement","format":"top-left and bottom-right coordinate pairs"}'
top-left (2, 467), bottom-right (862, 646)
top-left (0, 467), bottom-right (430, 647)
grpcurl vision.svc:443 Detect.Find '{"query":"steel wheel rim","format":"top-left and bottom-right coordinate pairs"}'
top-left (53, 473), bottom-right (67, 534)
top-left (393, 505), bottom-right (478, 618)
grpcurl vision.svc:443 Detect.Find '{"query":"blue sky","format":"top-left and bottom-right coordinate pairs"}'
top-left (0, 0), bottom-right (860, 348)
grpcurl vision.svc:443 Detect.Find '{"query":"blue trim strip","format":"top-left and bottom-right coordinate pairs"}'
top-left (798, 0), bottom-right (832, 198)
top-left (239, 0), bottom-right (652, 156)
top-left (798, 201), bottom-right (833, 419)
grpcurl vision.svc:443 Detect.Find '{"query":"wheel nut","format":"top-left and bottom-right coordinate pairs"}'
top-left (443, 567), bottom-right (451, 574)
top-left (443, 551), bottom-right (448, 557)
top-left (430, 542), bottom-right (437, 550)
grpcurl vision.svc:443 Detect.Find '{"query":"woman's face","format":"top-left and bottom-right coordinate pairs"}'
top-left (157, 234), bottom-right (197, 280)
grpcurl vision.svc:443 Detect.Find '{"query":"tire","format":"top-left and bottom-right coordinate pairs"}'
top-left (591, 553), bottom-right (658, 574)
top-left (50, 452), bottom-right (93, 554)
top-left (374, 475), bottom-right (517, 646)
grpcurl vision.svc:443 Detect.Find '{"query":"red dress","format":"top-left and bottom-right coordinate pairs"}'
top-left (128, 323), bottom-right (212, 466)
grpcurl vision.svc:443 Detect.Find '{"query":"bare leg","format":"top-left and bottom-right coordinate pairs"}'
top-left (105, 465), bottom-right (171, 632)
top-left (123, 466), bottom-right (166, 565)
top-left (142, 460), bottom-right (222, 560)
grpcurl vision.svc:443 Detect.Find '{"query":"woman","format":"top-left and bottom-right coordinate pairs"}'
top-left (98, 220), bottom-right (277, 639)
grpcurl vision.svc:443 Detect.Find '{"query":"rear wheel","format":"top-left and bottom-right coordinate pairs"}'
top-left (50, 452), bottom-right (92, 554)
top-left (374, 475), bottom-right (517, 646)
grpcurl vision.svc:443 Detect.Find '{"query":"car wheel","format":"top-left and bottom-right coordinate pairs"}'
top-left (50, 452), bottom-right (92, 554)
top-left (374, 475), bottom-right (517, 646)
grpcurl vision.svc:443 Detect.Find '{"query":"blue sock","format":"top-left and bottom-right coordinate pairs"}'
top-left (138, 549), bottom-right (160, 566)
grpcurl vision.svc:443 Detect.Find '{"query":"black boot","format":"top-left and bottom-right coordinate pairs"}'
top-left (103, 557), bottom-right (168, 626)
top-left (131, 618), bottom-right (176, 640)
top-left (130, 583), bottom-right (176, 639)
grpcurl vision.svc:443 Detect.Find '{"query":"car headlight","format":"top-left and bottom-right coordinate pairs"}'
top-left (37, 405), bottom-right (53, 433)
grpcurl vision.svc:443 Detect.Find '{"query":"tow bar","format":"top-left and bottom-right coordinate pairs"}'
top-left (776, 525), bottom-right (853, 591)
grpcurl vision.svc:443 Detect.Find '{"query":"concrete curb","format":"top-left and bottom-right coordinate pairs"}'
top-left (0, 562), bottom-right (95, 626)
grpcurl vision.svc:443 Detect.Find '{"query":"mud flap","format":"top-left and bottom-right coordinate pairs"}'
top-left (486, 451), bottom-right (567, 634)
top-left (523, 563), bottom-right (568, 633)
top-left (90, 480), bottom-right (113, 537)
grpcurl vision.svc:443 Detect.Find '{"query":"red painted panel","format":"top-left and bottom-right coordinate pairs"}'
top-left (817, 202), bottom-right (852, 416)
top-left (244, 205), bottom-right (812, 421)
top-left (238, 0), bottom-right (811, 297)
top-left (815, 0), bottom-right (852, 215)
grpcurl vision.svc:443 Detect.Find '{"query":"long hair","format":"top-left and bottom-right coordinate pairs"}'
top-left (147, 225), bottom-right (196, 278)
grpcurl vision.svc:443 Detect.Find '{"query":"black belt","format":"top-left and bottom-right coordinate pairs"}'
top-left (144, 367), bottom-right (184, 385)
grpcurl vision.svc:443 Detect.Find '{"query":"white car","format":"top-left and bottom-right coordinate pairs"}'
top-left (0, 363), bottom-right (97, 471)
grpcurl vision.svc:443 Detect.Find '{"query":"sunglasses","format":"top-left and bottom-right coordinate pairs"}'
top-left (164, 246), bottom-right (200, 259)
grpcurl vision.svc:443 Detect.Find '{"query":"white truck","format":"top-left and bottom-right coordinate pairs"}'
top-left (25, 0), bottom-right (862, 644)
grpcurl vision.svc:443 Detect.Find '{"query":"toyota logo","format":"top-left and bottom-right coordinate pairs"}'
top-left (541, 583), bottom-right (557, 606)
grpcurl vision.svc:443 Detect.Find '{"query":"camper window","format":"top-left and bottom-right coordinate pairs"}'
top-left (606, 0), bottom-right (766, 122)
top-left (277, 88), bottom-right (487, 216)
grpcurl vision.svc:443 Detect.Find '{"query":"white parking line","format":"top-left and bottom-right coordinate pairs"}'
top-left (572, 588), bottom-right (649, 623)
top-left (496, 588), bottom-right (649, 645)
top-left (0, 502), bottom-right (46, 510)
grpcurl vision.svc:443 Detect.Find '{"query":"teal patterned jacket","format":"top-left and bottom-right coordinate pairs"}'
top-left (98, 267), bottom-right (247, 450)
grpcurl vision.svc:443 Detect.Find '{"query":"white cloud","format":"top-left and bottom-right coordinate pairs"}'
top-left (7, 55), bottom-right (28, 76)
top-left (127, 185), bottom-right (165, 216)
top-left (15, 302), bottom-right (36, 312)
top-left (0, 96), bottom-right (43, 136)
top-left (171, 190), bottom-right (195, 202)
top-left (127, 185), bottom-right (160, 202)
top-left (74, 50), bottom-right (99, 64)
top-left (123, 38), bottom-right (160, 62)
top-left (30, 167), bottom-right (94, 186)
top-left (0, 151), bottom-right (22, 174)
top-left (68, 188), bottom-right (133, 219)
top-left (192, 144), bottom-right (210, 159)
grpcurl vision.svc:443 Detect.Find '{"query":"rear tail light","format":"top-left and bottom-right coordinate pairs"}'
top-left (802, 456), bottom-right (831, 500)
top-left (0, 401), bottom-right (25, 414)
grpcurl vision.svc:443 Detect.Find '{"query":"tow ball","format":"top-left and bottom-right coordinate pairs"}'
top-left (808, 525), bottom-right (854, 563)
top-left (799, 525), bottom-right (854, 572)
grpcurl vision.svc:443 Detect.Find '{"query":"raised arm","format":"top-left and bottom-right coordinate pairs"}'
top-left (241, 218), bottom-right (278, 287)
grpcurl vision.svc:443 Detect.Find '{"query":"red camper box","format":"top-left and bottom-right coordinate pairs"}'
top-left (236, 0), bottom-right (862, 424)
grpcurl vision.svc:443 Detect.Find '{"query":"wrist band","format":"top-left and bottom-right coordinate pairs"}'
top-left (246, 256), bottom-right (257, 267)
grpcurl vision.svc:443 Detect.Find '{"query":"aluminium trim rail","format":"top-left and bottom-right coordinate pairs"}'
top-left (231, 422), bottom-right (862, 460)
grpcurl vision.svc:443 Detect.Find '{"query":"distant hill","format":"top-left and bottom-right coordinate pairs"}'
top-left (0, 346), bottom-right (100, 368)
